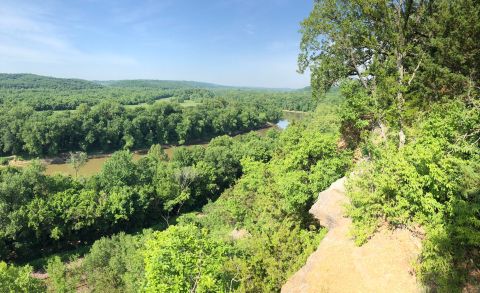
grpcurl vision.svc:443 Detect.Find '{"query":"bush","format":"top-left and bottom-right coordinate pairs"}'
top-left (0, 262), bottom-right (46, 293)
top-left (46, 256), bottom-right (77, 293)
top-left (347, 104), bottom-right (480, 291)
top-left (144, 225), bottom-right (234, 292)
top-left (82, 232), bottom-right (146, 292)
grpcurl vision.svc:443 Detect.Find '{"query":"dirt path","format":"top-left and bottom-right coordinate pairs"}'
top-left (282, 178), bottom-right (424, 293)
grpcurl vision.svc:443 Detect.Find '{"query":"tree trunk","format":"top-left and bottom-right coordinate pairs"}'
top-left (398, 128), bottom-right (406, 148)
top-left (396, 49), bottom-right (406, 148)
top-left (395, 1), bottom-right (407, 148)
top-left (396, 90), bottom-right (406, 148)
top-left (378, 120), bottom-right (387, 142)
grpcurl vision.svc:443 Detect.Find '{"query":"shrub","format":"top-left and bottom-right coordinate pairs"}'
top-left (347, 104), bottom-right (480, 291)
top-left (0, 262), bottom-right (45, 293)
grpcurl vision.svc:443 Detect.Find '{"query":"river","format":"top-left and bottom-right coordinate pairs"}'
top-left (43, 111), bottom-right (306, 177)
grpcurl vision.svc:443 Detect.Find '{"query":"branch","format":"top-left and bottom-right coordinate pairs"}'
top-left (403, 0), bottom-right (414, 31)
top-left (160, 213), bottom-right (170, 227)
top-left (349, 50), bottom-right (369, 89)
top-left (407, 58), bottom-right (422, 86)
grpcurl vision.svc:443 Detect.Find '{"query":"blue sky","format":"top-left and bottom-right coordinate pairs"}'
top-left (0, 0), bottom-right (314, 88)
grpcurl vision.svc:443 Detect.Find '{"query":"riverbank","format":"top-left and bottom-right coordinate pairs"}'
top-left (7, 111), bottom-right (307, 177)
top-left (8, 124), bottom-right (278, 177)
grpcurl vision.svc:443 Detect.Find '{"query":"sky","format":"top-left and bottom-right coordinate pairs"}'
top-left (0, 0), bottom-right (314, 88)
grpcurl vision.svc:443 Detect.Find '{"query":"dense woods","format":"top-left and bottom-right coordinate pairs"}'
top-left (0, 91), bottom-right (349, 292)
top-left (0, 98), bottom-right (280, 156)
top-left (0, 74), bottom-right (313, 112)
top-left (0, 74), bottom-right (316, 158)
top-left (0, 71), bottom-right (330, 292)
top-left (0, 131), bottom-right (284, 262)
top-left (216, 89), bottom-right (319, 112)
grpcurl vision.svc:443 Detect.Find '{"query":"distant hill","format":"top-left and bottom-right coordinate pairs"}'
top-left (0, 73), bottom-right (103, 90)
top-left (0, 73), bottom-right (305, 91)
top-left (98, 79), bottom-right (225, 89)
top-left (96, 80), bottom-right (301, 91)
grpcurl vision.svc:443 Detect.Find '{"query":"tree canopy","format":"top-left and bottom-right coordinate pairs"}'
top-left (300, 0), bottom-right (479, 290)
top-left (300, 0), bottom-right (479, 147)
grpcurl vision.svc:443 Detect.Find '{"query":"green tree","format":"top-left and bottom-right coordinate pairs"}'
top-left (67, 152), bottom-right (88, 178)
top-left (299, 0), bottom-right (479, 147)
top-left (346, 103), bottom-right (480, 290)
top-left (82, 233), bottom-right (146, 293)
top-left (0, 262), bottom-right (45, 293)
top-left (99, 151), bottom-right (138, 190)
top-left (144, 225), bottom-right (234, 293)
top-left (46, 257), bottom-right (77, 293)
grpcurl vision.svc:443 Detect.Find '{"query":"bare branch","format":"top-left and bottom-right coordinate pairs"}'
top-left (349, 50), bottom-right (369, 89)
top-left (407, 58), bottom-right (422, 86)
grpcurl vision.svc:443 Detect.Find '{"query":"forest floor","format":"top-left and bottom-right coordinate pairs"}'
top-left (282, 177), bottom-right (425, 293)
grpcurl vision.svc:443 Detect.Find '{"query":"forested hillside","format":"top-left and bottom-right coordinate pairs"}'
top-left (299, 0), bottom-right (479, 291)
top-left (0, 74), bottom-right (315, 158)
top-left (0, 74), bottom-right (102, 90)
top-left (0, 74), bottom-right (310, 112)
top-left (0, 91), bottom-right (350, 292)
top-left (99, 79), bottom-right (224, 89)
top-left (0, 74), bottom-right (197, 111)
top-left (0, 69), bottom-right (326, 292)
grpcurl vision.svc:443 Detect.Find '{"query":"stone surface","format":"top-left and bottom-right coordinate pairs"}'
top-left (282, 178), bottom-right (423, 293)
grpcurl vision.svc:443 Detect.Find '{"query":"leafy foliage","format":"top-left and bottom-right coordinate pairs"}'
top-left (301, 0), bottom-right (480, 291)
top-left (0, 97), bottom-right (281, 156)
top-left (82, 232), bottom-right (147, 292)
top-left (144, 225), bottom-right (234, 292)
top-left (346, 103), bottom-right (480, 291)
top-left (174, 103), bottom-right (351, 291)
top-left (28, 96), bottom-right (350, 292)
top-left (46, 256), bottom-right (77, 293)
top-left (0, 131), bottom-right (280, 261)
top-left (301, 0), bottom-right (479, 149)
top-left (0, 262), bottom-right (45, 292)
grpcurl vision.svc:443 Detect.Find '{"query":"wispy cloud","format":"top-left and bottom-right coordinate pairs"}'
top-left (110, 0), bottom-right (173, 25)
top-left (0, 1), bottom-right (137, 69)
top-left (0, 0), bottom-right (311, 87)
top-left (243, 24), bottom-right (256, 35)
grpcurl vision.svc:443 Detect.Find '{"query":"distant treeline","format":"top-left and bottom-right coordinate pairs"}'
top-left (215, 89), bottom-right (319, 112)
top-left (0, 74), bottom-right (314, 112)
top-left (100, 79), bottom-right (224, 89)
top-left (0, 74), bottom-right (221, 90)
top-left (0, 98), bottom-right (281, 157)
top-left (0, 87), bottom-right (215, 111)
top-left (0, 73), bottom-right (102, 90)
top-left (0, 73), bottom-right (316, 158)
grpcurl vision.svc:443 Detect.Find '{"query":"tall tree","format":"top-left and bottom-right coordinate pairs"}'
top-left (299, 0), bottom-right (480, 147)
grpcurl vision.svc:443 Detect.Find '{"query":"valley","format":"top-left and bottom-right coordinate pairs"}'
top-left (0, 0), bottom-right (479, 292)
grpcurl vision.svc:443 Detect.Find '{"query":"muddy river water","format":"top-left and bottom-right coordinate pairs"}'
top-left (42, 111), bottom-right (306, 177)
